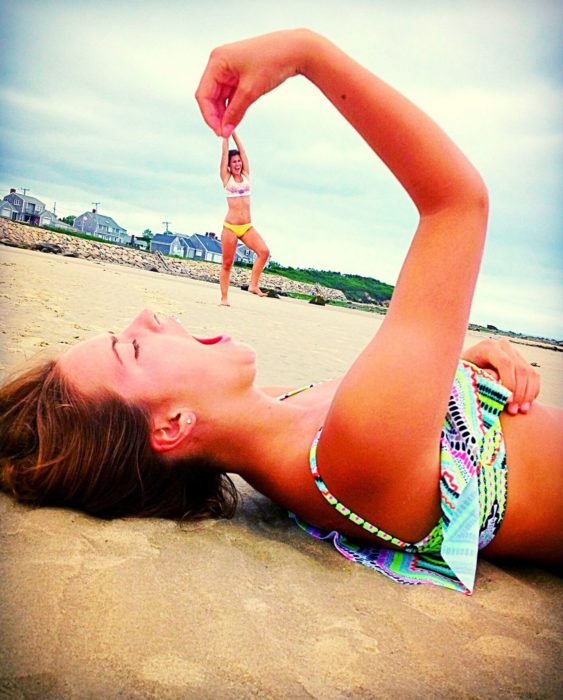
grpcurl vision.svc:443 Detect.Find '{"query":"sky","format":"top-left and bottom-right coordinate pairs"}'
top-left (1, 0), bottom-right (561, 338)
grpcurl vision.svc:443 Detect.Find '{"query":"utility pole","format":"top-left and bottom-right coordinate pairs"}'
top-left (162, 221), bottom-right (172, 232)
top-left (53, 202), bottom-right (57, 216)
top-left (21, 188), bottom-right (29, 196)
top-left (92, 202), bottom-right (100, 235)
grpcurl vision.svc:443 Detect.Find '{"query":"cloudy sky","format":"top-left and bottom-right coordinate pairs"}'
top-left (1, 0), bottom-right (561, 338)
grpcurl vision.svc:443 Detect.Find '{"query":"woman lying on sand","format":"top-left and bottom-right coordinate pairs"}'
top-left (1, 30), bottom-right (561, 593)
top-left (220, 130), bottom-right (270, 305)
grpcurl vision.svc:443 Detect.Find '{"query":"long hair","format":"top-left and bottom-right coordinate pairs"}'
top-left (0, 360), bottom-right (238, 519)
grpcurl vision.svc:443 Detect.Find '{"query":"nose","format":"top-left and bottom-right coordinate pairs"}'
top-left (121, 308), bottom-right (158, 338)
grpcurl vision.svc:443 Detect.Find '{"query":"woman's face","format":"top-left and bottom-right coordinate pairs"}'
top-left (229, 154), bottom-right (243, 175)
top-left (58, 309), bottom-right (257, 411)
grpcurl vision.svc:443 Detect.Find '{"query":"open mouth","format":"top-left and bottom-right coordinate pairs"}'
top-left (194, 335), bottom-right (231, 345)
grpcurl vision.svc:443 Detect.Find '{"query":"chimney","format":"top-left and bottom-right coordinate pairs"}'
top-left (10, 188), bottom-right (16, 193)
top-left (92, 208), bottom-right (97, 214)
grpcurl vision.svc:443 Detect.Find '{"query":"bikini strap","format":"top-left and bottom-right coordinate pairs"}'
top-left (309, 426), bottom-right (426, 551)
top-left (276, 384), bottom-right (315, 401)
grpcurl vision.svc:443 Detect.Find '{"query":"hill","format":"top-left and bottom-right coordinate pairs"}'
top-left (265, 262), bottom-right (394, 304)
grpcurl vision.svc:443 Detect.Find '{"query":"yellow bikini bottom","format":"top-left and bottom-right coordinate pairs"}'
top-left (223, 221), bottom-right (252, 238)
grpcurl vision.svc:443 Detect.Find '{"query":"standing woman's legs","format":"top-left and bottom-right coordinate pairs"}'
top-left (240, 227), bottom-right (270, 296)
top-left (220, 227), bottom-right (238, 305)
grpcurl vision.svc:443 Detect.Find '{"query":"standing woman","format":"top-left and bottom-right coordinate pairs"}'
top-left (220, 131), bottom-right (270, 305)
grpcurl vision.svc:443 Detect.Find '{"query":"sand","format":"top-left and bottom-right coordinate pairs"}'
top-left (0, 245), bottom-right (562, 698)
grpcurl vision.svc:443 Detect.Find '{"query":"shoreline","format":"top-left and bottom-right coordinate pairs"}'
top-left (1, 242), bottom-right (561, 407)
top-left (0, 219), bottom-right (347, 302)
top-left (2, 219), bottom-right (559, 348)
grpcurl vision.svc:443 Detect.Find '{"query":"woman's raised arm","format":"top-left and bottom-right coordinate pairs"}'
top-left (231, 131), bottom-right (250, 175)
top-left (197, 30), bottom-right (489, 503)
top-left (220, 137), bottom-right (230, 184)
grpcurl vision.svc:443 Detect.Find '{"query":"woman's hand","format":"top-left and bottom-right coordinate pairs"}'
top-left (195, 29), bottom-right (311, 137)
top-left (462, 339), bottom-right (540, 414)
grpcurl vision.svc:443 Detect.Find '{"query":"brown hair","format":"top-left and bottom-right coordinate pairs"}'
top-left (0, 359), bottom-right (238, 519)
top-left (228, 149), bottom-right (240, 169)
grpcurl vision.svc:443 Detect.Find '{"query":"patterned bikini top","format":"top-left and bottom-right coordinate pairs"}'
top-left (276, 383), bottom-right (435, 550)
top-left (278, 362), bottom-right (511, 593)
top-left (224, 173), bottom-right (251, 198)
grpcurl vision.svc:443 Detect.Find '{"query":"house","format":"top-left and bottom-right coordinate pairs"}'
top-left (150, 231), bottom-right (259, 266)
top-left (0, 199), bottom-right (17, 220)
top-left (2, 188), bottom-right (63, 228)
top-left (150, 233), bottom-right (191, 258)
top-left (39, 210), bottom-right (60, 227)
top-left (129, 235), bottom-right (149, 251)
top-left (74, 208), bottom-right (128, 244)
top-left (235, 241), bottom-right (257, 265)
top-left (187, 232), bottom-right (223, 263)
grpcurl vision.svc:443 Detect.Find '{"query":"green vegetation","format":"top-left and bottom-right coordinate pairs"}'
top-left (266, 261), bottom-right (394, 304)
top-left (285, 290), bottom-right (387, 314)
top-left (43, 225), bottom-right (121, 245)
top-left (286, 291), bottom-right (312, 301)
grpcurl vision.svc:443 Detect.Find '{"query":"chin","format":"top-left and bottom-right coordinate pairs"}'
top-left (238, 343), bottom-right (257, 368)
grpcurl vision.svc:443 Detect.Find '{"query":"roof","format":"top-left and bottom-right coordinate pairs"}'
top-left (152, 233), bottom-right (181, 244)
top-left (76, 211), bottom-right (125, 231)
top-left (4, 192), bottom-right (45, 207)
top-left (190, 233), bottom-right (222, 254)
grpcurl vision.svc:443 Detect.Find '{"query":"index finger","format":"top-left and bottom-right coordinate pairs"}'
top-left (195, 58), bottom-right (238, 135)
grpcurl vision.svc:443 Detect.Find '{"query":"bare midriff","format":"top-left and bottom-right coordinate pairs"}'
top-left (225, 195), bottom-right (251, 226)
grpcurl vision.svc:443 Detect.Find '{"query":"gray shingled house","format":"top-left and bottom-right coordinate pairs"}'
top-left (150, 233), bottom-right (193, 257)
top-left (74, 208), bottom-right (128, 243)
top-left (2, 188), bottom-right (58, 227)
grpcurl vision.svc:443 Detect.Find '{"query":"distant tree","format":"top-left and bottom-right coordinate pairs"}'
top-left (59, 215), bottom-right (76, 225)
top-left (142, 228), bottom-right (153, 239)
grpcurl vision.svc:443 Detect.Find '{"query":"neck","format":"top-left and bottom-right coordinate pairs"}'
top-left (198, 388), bottom-right (324, 487)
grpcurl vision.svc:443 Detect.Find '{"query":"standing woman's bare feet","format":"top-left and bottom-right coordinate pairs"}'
top-left (220, 297), bottom-right (231, 306)
top-left (248, 286), bottom-right (267, 297)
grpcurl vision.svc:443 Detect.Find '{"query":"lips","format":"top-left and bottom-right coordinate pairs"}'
top-left (194, 335), bottom-right (231, 345)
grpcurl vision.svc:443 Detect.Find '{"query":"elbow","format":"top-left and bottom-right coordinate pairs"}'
top-left (453, 177), bottom-right (489, 217)
top-left (434, 174), bottom-right (489, 216)
top-left (466, 172), bottom-right (489, 211)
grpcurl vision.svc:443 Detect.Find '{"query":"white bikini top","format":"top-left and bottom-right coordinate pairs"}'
top-left (224, 173), bottom-right (251, 198)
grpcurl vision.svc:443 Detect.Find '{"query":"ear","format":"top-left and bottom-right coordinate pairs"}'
top-left (149, 409), bottom-right (197, 454)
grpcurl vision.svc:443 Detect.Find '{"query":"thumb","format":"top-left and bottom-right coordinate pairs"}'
top-left (220, 80), bottom-right (257, 136)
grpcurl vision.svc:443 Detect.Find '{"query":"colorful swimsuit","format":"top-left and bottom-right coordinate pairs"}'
top-left (283, 361), bottom-right (511, 594)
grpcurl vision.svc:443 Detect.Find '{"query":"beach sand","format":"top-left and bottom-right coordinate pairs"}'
top-left (1, 246), bottom-right (561, 698)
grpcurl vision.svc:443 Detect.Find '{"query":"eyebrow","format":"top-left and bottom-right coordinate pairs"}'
top-left (110, 334), bottom-right (123, 365)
